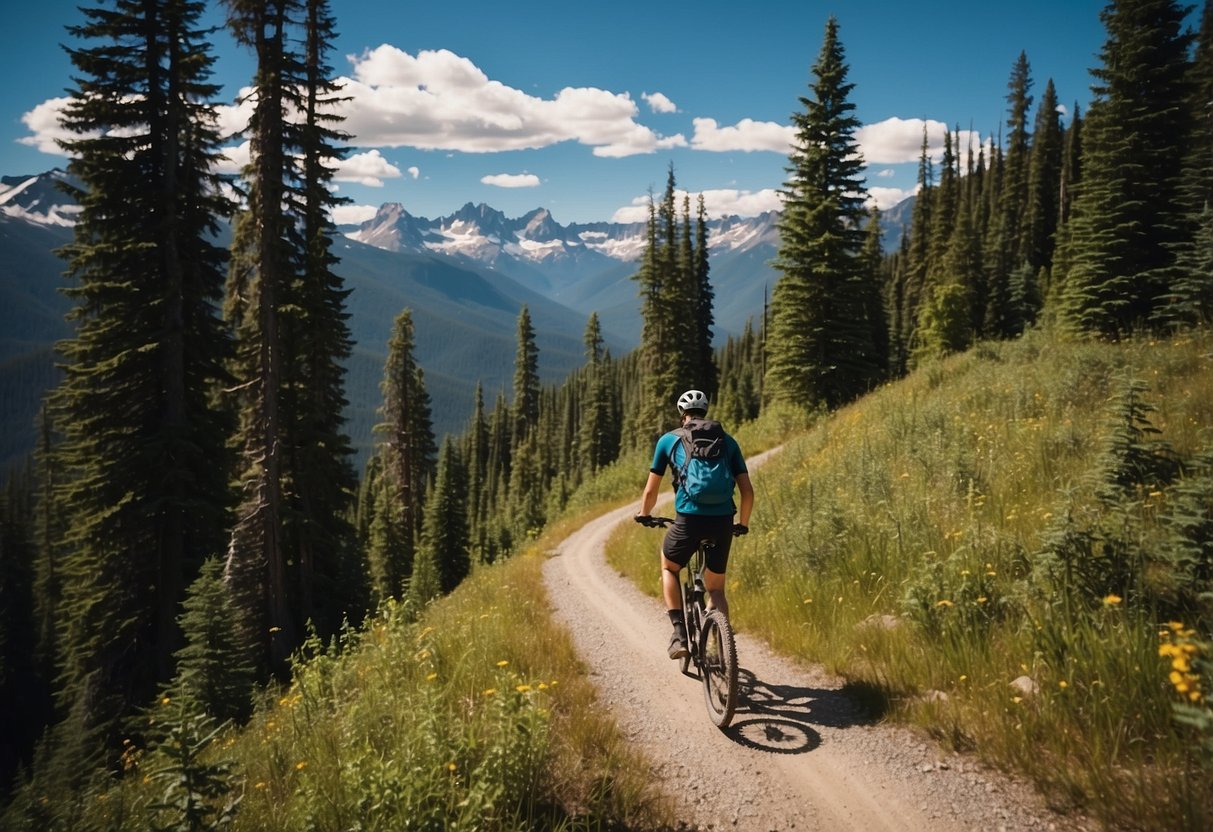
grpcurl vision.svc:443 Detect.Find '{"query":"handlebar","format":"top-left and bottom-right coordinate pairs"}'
top-left (634, 515), bottom-right (749, 537)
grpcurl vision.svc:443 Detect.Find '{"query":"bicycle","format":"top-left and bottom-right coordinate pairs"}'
top-left (638, 516), bottom-right (739, 728)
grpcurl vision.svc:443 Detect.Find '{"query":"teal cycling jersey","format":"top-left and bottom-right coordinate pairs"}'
top-left (650, 429), bottom-right (748, 516)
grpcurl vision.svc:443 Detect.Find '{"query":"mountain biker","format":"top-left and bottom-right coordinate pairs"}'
top-left (635, 389), bottom-right (753, 660)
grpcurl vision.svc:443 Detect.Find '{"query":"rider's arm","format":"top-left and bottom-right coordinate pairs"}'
top-left (638, 471), bottom-right (663, 517)
top-left (735, 472), bottom-right (754, 527)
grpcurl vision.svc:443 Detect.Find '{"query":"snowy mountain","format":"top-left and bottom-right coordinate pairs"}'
top-left (0, 170), bottom-right (81, 227)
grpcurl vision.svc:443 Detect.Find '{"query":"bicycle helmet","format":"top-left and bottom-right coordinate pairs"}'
top-left (676, 389), bottom-right (709, 416)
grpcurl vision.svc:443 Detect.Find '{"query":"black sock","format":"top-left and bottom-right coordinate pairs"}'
top-left (668, 609), bottom-right (686, 636)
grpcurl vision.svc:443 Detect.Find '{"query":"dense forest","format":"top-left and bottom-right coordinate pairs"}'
top-left (0, 0), bottom-right (1210, 827)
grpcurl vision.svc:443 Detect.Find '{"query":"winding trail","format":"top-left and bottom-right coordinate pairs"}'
top-left (542, 449), bottom-right (1079, 831)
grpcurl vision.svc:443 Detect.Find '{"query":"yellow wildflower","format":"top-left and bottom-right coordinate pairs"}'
top-left (483, 688), bottom-right (497, 697)
top-left (516, 684), bottom-right (532, 693)
top-left (936, 599), bottom-right (954, 608)
top-left (295, 761), bottom-right (307, 771)
top-left (496, 660), bottom-right (509, 668)
top-left (1103, 594), bottom-right (1122, 606)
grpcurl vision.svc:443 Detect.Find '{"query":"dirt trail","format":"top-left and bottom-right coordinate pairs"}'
top-left (542, 450), bottom-right (1079, 831)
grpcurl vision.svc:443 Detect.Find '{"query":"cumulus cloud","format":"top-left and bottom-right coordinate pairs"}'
top-left (642, 91), bottom-right (677, 113)
top-left (335, 149), bottom-right (402, 186)
top-left (332, 203), bottom-right (380, 225)
top-left (866, 185), bottom-right (918, 210)
top-left (18, 97), bottom-right (74, 155)
top-left (691, 117), bottom-right (795, 153)
top-left (407, 166), bottom-right (420, 179)
top-left (338, 45), bottom-right (684, 158)
top-left (855, 117), bottom-right (983, 167)
top-left (611, 187), bottom-right (783, 223)
top-left (481, 172), bottom-right (540, 188)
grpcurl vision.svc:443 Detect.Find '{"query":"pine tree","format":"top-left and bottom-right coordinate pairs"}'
top-left (170, 558), bottom-right (254, 723)
top-left (50, 0), bottom-right (233, 749)
top-left (223, 0), bottom-right (363, 672)
top-left (1022, 79), bottom-right (1063, 276)
top-left (766, 17), bottom-right (876, 409)
top-left (511, 306), bottom-right (541, 449)
top-left (632, 194), bottom-right (677, 444)
top-left (579, 313), bottom-right (615, 472)
top-left (1059, 0), bottom-right (1194, 337)
top-left (898, 128), bottom-right (934, 371)
top-left (986, 52), bottom-right (1034, 338)
top-left (284, 0), bottom-right (361, 637)
top-left (367, 308), bottom-right (436, 600)
top-left (694, 194), bottom-right (719, 398)
top-left (418, 438), bottom-right (471, 595)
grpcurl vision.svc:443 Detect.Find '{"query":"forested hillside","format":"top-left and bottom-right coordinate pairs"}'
top-left (0, 1), bottom-right (1210, 830)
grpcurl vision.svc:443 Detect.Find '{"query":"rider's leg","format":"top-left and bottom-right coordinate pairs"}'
top-left (661, 553), bottom-right (683, 611)
top-left (703, 567), bottom-right (729, 617)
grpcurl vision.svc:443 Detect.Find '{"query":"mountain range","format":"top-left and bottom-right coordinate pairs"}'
top-left (0, 169), bottom-right (913, 471)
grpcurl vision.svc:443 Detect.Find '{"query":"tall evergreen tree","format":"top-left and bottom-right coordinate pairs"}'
top-left (766, 17), bottom-right (877, 409)
top-left (50, 0), bottom-right (233, 750)
top-left (694, 195), bottom-right (718, 399)
top-left (987, 52), bottom-right (1034, 337)
top-left (418, 438), bottom-right (471, 595)
top-left (223, 0), bottom-right (361, 671)
top-left (367, 309), bottom-right (436, 601)
top-left (1022, 79), bottom-right (1063, 275)
top-left (511, 306), bottom-right (541, 449)
top-left (1059, 0), bottom-right (1194, 337)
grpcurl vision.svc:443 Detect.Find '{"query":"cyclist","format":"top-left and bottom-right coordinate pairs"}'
top-left (635, 389), bottom-right (753, 660)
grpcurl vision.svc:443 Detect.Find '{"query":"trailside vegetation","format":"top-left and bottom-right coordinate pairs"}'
top-left (3, 1), bottom-right (1212, 829)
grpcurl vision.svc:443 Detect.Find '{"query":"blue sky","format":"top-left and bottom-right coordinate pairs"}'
top-left (3, 1), bottom-right (1119, 224)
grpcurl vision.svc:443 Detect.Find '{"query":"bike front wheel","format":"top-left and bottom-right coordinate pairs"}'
top-left (699, 610), bottom-right (738, 728)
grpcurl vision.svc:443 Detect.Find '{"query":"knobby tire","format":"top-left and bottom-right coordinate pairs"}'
top-left (700, 609), bottom-right (738, 728)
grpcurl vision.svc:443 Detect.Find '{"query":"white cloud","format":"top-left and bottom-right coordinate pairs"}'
top-left (216, 141), bottom-right (251, 175)
top-left (611, 187), bottom-right (783, 223)
top-left (339, 45), bottom-right (683, 158)
top-left (407, 166), bottom-right (420, 179)
top-left (691, 117), bottom-right (794, 153)
top-left (855, 117), bottom-right (983, 167)
top-left (18, 97), bottom-right (73, 155)
top-left (481, 172), bottom-right (540, 188)
top-left (876, 168), bottom-right (896, 178)
top-left (642, 91), bottom-right (677, 113)
top-left (335, 149), bottom-right (401, 186)
top-left (866, 185), bottom-right (918, 210)
top-left (332, 203), bottom-right (379, 225)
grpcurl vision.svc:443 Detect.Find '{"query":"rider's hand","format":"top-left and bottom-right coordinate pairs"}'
top-left (732, 523), bottom-right (749, 537)
top-left (635, 514), bottom-right (653, 526)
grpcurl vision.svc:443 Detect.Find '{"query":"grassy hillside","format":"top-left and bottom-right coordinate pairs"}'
top-left (610, 328), bottom-right (1213, 830)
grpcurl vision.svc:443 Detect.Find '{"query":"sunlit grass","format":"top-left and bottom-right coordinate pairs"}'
top-left (608, 327), bottom-right (1213, 831)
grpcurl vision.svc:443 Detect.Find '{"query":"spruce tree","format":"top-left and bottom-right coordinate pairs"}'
top-left (987, 52), bottom-right (1034, 337)
top-left (51, 0), bottom-right (233, 750)
top-left (694, 195), bottom-right (719, 398)
top-left (511, 306), bottom-right (541, 448)
top-left (766, 17), bottom-right (876, 409)
top-left (1059, 0), bottom-right (1194, 337)
top-left (898, 128), bottom-right (934, 371)
top-left (367, 308), bottom-right (436, 600)
top-left (418, 438), bottom-right (471, 595)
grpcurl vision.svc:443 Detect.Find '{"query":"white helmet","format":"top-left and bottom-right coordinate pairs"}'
top-left (677, 389), bottom-right (709, 415)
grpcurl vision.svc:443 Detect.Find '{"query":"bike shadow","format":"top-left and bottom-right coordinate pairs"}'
top-left (721, 668), bottom-right (878, 754)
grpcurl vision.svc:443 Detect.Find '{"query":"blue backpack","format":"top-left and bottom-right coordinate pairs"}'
top-left (672, 418), bottom-right (735, 505)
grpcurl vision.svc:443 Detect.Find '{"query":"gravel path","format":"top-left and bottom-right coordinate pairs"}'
top-left (542, 451), bottom-right (1088, 832)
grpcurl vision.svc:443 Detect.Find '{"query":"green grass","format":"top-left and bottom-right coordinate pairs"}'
top-left (609, 327), bottom-right (1213, 831)
top-left (34, 536), bottom-right (671, 832)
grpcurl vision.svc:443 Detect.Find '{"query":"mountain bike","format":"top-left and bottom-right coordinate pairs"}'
top-left (639, 516), bottom-right (739, 728)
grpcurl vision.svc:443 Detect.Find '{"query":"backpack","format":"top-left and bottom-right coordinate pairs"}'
top-left (671, 418), bottom-right (735, 506)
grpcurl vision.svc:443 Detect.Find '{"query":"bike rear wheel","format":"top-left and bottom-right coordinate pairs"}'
top-left (699, 609), bottom-right (738, 728)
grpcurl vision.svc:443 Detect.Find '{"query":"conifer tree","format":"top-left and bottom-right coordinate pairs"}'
top-left (170, 558), bottom-right (254, 723)
top-left (766, 17), bottom-right (876, 409)
top-left (418, 438), bottom-right (471, 595)
top-left (987, 52), bottom-right (1034, 337)
top-left (511, 306), bottom-right (541, 448)
top-left (50, 0), bottom-right (233, 748)
top-left (1059, 0), bottom-right (1194, 337)
top-left (694, 195), bottom-right (719, 399)
top-left (897, 129), bottom-right (934, 371)
top-left (579, 313), bottom-right (615, 472)
top-left (1022, 79), bottom-right (1063, 276)
top-left (367, 308), bottom-right (435, 600)
top-left (223, 0), bottom-right (361, 671)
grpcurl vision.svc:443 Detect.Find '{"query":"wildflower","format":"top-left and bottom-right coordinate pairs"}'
top-left (426, 672), bottom-right (438, 682)
top-left (976, 597), bottom-right (988, 604)
top-left (1103, 594), bottom-right (1122, 606)
top-left (959, 675), bottom-right (968, 682)
top-left (448, 763), bottom-right (457, 772)
top-left (496, 660), bottom-right (509, 668)
top-left (295, 761), bottom-right (307, 771)
top-left (1011, 696), bottom-right (1023, 704)
top-left (538, 683), bottom-right (548, 690)
top-left (483, 688), bottom-right (497, 697)
top-left (160, 696), bottom-right (171, 706)
top-left (803, 597), bottom-right (813, 604)
top-left (516, 684), bottom-right (532, 693)
top-left (936, 599), bottom-right (954, 608)
top-left (1058, 681), bottom-right (1068, 690)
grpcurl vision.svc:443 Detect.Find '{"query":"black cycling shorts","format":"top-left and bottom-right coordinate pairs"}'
top-left (662, 513), bottom-right (734, 574)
